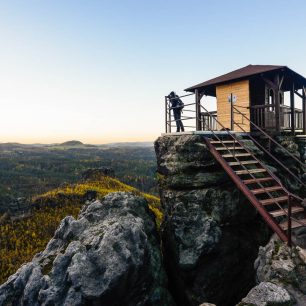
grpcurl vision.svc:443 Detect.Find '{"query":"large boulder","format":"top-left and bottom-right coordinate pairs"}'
top-left (253, 235), bottom-right (306, 305)
top-left (155, 134), bottom-right (270, 306)
top-left (238, 281), bottom-right (292, 306)
top-left (0, 192), bottom-right (174, 306)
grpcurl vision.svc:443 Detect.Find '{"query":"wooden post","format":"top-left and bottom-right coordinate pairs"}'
top-left (165, 96), bottom-right (168, 133)
top-left (303, 87), bottom-right (306, 134)
top-left (168, 96), bottom-right (171, 133)
top-left (290, 82), bottom-right (295, 134)
top-left (274, 75), bottom-right (281, 133)
top-left (230, 93), bottom-right (234, 131)
top-left (195, 89), bottom-right (201, 131)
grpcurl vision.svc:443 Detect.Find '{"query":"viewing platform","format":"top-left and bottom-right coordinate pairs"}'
top-left (165, 65), bottom-right (306, 136)
top-left (163, 64), bottom-right (306, 247)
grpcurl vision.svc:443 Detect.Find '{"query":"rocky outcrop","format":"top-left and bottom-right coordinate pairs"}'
top-left (252, 236), bottom-right (306, 306)
top-left (0, 192), bottom-right (174, 306)
top-left (155, 134), bottom-right (270, 306)
top-left (81, 167), bottom-right (115, 180)
top-left (238, 282), bottom-right (292, 306)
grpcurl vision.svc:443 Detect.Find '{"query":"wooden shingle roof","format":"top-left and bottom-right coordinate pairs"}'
top-left (185, 65), bottom-right (306, 95)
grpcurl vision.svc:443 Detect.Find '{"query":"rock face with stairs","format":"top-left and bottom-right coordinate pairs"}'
top-left (155, 133), bottom-right (306, 306)
top-left (204, 134), bottom-right (306, 244)
top-left (155, 134), bottom-right (271, 306)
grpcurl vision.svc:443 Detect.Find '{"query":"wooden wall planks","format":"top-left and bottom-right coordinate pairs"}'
top-left (216, 80), bottom-right (250, 132)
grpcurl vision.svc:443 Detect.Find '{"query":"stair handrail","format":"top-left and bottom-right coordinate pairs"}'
top-left (233, 105), bottom-right (305, 168)
top-left (234, 120), bottom-right (306, 230)
top-left (233, 105), bottom-right (306, 190)
top-left (234, 119), bottom-right (306, 220)
top-left (201, 105), bottom-right (306, 232)
top-left (200, 105), bottom-right (293, 205)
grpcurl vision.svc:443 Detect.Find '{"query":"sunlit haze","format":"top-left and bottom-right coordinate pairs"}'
top-left (1, 0), bottom-right (306, 144)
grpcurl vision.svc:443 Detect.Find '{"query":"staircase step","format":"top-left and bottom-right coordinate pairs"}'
top-left (210, 140), bottom-right (238, 144)
top-left (235, 169), bottom-right (267, 175)
top-left (279, 218), bottom-right (306, 231)
top-left (243, 177), bottom-right (274, 184)
top-left (260, 196), bottom-right (289, 206)
top-left (228, 160), bottom-right (259, 166)
top-left (251, 186), bottom-right (283, 195)
top-left (270, 206), bottom-right (305, 218)
top-left (216, 146), bottom-right (245, 151)
top-left (222, 153), bottom-right (251, 158)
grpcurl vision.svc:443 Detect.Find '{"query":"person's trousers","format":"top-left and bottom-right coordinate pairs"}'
top-left (173, 110), bottom-right (184, 132)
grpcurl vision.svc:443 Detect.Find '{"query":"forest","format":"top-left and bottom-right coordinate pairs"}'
top-left (0, 141), bottom-right (157, 206)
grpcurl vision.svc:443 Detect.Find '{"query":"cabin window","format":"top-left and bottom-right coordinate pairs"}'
top-left (268, 89), bottom-right (275, 111)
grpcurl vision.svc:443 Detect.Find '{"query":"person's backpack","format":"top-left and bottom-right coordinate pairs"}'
top-left (176, 97), bottom-right (184, 111)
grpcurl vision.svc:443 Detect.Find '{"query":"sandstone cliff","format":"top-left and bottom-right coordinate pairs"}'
top-left (0, 192), bottom-right (174, 306)
top-left (154, 134), bottom-right (271, 306)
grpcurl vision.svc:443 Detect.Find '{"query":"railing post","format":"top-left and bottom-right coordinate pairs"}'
top-left (303, 87), bottom-right (306, 134)
top-left (168, 97), bottom-right (171, 133)
top-left (288, 195), bottom-right (292, 248)
top-left (290, 83), bottom-right (295, 135)
top-left (230, 93), bottom-right (234, 131)
top-left (195, 89), bottom-right (201, 131)
top-left (275, 75), bottom-right (281, 133)
top-left (165, 96), bottom-right (168, 133)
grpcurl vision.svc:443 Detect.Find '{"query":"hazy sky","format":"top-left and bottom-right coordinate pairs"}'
top-left (1, 0), bottom-right (306, 144)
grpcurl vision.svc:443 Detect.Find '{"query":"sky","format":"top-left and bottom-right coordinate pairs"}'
top-left (0, 0), bottom-right (306, 144)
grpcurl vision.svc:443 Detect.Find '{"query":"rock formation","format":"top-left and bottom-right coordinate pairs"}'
top-left (238, 281), bottom-right (292, 306)
top-left (155, 134), bottom-right (270, 306)
top-left (81, 167), bottom-right (115, 181)
top-left (254, 235), bottom-right (306, 305)
top-left (0, 192), bottom-right (174, 306)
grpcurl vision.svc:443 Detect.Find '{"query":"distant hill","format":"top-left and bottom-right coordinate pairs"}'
top-left (59, 140), bottom-right (84, 146)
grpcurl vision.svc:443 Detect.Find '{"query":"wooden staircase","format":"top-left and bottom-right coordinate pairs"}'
top-left (204, 135), bottom-right (306, 245)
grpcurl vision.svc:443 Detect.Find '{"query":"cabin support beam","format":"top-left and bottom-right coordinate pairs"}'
top-left (303, 87), bottom-right (306, 134)
top-left (195, 89), bottom-right (201, 131)
top-left (262, 75), bottom-right (281, 133)
top-left (274, 75), bottom-right (281, 133)
top-left (290, 82), bottom-right (295, 134)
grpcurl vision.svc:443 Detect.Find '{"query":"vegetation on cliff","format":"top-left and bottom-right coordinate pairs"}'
top-left (0, 176), bottom-right (162, 285)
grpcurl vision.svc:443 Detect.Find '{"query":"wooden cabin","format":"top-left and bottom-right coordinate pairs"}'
top-left (185, 65), bottom-right (306, 135)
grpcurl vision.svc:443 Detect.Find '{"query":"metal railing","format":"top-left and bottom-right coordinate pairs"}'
top-left (202, 104), bottom-right (306, 245)
top-left (165, 92), bottom-right (218, 132)
top-left (234, 105), bottom-right (306, 174)
top-left (165, 93), bottom-right (196, 132)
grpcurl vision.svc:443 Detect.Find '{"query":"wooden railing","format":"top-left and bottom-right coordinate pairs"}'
top-left (250, 104), bottom-right (303, 130)
top-left (201, 111), bottom-right (218, 131)
top-left (281, 105), bottom-right (303, 130)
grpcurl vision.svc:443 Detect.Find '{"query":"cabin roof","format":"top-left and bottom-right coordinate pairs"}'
top-left (185, 64), bottom-right (306, 95)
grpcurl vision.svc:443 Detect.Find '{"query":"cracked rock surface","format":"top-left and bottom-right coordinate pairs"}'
top-left (0, 192), bottom-right (174, 306)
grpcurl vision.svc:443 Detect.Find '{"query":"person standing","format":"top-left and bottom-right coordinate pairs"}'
top-left (168, 91), bottom-right (184, 132)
